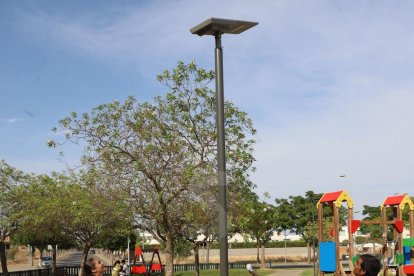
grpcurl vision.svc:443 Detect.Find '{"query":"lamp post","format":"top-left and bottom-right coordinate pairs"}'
top-left (191, 18), bottom-right (257, 276)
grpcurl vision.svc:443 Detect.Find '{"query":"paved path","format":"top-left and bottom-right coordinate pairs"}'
top-left (268, 269), bottom-right (304, 276)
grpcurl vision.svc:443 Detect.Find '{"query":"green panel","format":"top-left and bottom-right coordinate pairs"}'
top-left (395, 253), bottom-right (405, 265)
top-left (403, 238), bottom-right (414, 246)
top-left (352, 256), bottom-right (359, 265)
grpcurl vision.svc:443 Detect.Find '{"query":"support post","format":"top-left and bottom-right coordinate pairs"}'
top-left (318, 203), bottom-right (324, 276)
top-left (348, 208), bottom-right (354, 261)
top-left (397, 208), bottom-right (403, 252)
top-left (333, 205), bottom-right (340, 276)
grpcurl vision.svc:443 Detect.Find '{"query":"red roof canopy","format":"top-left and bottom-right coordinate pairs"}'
top-left (383, 195), bottom-right (405, 206)
top-left (320, 191), bottom-right (343, 203)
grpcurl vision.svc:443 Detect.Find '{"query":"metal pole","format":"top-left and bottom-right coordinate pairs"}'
top-left (215, 33), bottom-right (228, 276)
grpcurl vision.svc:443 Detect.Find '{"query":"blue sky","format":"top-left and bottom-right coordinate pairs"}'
top-left (2, 0), bottom-right (414, 213)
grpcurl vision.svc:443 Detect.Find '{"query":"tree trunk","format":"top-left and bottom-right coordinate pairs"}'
top-left (307, 242), bottom-right (311, 263)
top-left (260, 245), bottom-right (265, 269)
top-left (256, 244), bottom-right (260, 263)
top-left (30, 245), bottom-right (35, 266)
top-left (79, 246), bottom-right (90, 276)
top-left (0, 242), bottom-right (8, 276)
top-left (52, 245), bottom-right (57, 273)
top-left (193, 244), bottom-right (200, 276)
top-left (206, 242), bottom-right (210, 264)
top-left (164, 236), bottom-right (174, 276)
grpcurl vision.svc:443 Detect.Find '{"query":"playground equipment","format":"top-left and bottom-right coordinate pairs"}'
top-left (131, 245), bottom-right (163, 275)
top-left (317, 190), bottom-right (354, 276)
top-left (380, 194), bottom-right (414, 276)
top-left (317, 191), bottom-right (414, 276)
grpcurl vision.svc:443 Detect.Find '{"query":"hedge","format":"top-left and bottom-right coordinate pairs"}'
top-left (206, 240), bottom-right (308, 249)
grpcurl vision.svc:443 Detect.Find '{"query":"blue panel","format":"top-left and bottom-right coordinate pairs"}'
top-left (320, 242), bottom-right (336, 273)
top-left (404, 246), bottom-right (411, 264)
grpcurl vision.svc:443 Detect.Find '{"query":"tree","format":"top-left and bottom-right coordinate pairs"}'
top-left (274, 191), bottom-right (322, 237)
top-left (274, 191), bottom-right (345, 262)
top-left (360, 205), bottom-right (384, 244)
top-left (360, 197), bottom-right (414, 243)
top-left (0, 160), bottom-right (29, 275)
top-left (52, 61), bottom-right (256, 276)
top-left (303, 218), bottom-right (334, 262)
top-left (180, 194), bottom-right (217, 276)
top-left (239, 193), bottom-right (276, 268)
top-left (13, 169), bottom-right (132, 276)
top-left (63, 169), bottom-right (132, 276)
top-left (12, 174), bottom-right (77, 273)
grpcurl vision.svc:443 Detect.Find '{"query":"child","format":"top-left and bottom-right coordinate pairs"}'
top-left (112, 260), bottom-right (121, 276)
top-left (353, 254), bottom-right (381, 276)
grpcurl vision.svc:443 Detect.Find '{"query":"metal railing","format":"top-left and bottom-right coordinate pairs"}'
top-left (0, 262), bottom-right (249, 276)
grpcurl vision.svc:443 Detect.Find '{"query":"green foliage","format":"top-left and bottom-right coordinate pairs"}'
top-left (354, 236), bottom-right (367, 246)
top-left (360, 205), bottom-right (383, 240)
top-left (98, 231), bottom-right (138, 251)
top-left (274, 191), bottom-right (348, 244)
top-left (303, 219), bottom-right (333, 244)
top-left (173, 237), bottom-right (193, 260)
top-left (52, 62), bottom-right (256, 271)
top-left (54, 61), bottom-right (257, 274)
top-left (0, 160), bottom-right (31, 272)
top-left (359, 204), bottom-right (409, 242)
top-left (0, 160), bottom-right (30, 239)
top-left (12, 174), bottom-right (72, 251)
top-left (274, 191), bottom-right (322, 241)
top-left (238, 193), bottom-right (276, 247)
top-left (12, 169), bottom-right (132, 254)
top-left (208, 240), bottom-right (308, 249)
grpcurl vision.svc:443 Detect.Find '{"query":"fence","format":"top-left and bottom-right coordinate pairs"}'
top-left (0, 263), bottom-right (249, 276)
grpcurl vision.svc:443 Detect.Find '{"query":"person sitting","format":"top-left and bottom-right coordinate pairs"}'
top-left (353, 254), bottom-right (381, 276)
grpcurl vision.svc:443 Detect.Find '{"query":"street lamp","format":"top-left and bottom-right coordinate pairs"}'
top-left (190, 18), bottom-right (257, 276)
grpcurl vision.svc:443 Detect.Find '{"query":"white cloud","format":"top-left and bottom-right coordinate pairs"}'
top-left (7, 0), bottom-right (414, 208)
top-left (5, 118), bottom-right (20, 123)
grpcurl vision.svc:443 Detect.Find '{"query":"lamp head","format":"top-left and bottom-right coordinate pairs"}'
top-left (190, 17), bottom-right (258, 36)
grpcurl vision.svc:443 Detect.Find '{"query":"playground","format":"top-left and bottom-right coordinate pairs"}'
top-left (125, 190), bottom-right (414, 276)
top-left (317, 190), bottom-right (414, 276)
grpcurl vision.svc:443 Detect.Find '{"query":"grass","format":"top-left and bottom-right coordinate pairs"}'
top-left (300, 269), bottom-right (314, 276)
top-left (173, 268), bottom-right (327, 276)
top-left (173, 268), bottom-right (274, 275)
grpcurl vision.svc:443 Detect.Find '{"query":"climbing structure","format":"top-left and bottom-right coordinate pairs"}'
top-left (317, 191), bottom-right (414, 276)
top-left (381, 194), bottom-right (414, 275)
top-left (317, 190), bottom-right (354, 276)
